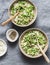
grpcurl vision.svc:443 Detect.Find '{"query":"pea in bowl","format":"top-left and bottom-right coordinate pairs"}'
top-left (8, 0), bottom-right (37, 27)
top-left (19, 28), bottom-right (48, 58)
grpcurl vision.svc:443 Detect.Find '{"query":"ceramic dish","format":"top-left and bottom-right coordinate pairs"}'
top-left (6, 29), bottom-right (19, 42)
top-left (0, 39), bottom-right (7, 57)
top-left (8, 0), bottom-right (37, 27)
top-left (19, 28), bottom-right (48, 58)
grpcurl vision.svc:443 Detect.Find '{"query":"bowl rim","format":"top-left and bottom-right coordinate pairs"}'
top-left (8, 0), bottom-right (37, 27)
top-left (19, 28), bottom-right (48, 58)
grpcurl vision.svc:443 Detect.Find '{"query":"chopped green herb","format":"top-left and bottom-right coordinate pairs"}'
top-left (21, 30), bottom-right (47, 56)
top-left (11, 1), bottom-right (35, 25)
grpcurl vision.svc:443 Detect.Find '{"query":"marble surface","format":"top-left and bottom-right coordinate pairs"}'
top-left (0, 0), bottom-right (50, 65)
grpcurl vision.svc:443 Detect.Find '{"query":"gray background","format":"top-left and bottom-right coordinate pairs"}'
top-left (0, 0), bottom-right (50, 65)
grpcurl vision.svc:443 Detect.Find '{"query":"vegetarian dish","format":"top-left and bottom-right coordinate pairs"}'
top-left (10, 0), bottom-right (35, 25)
top-left (21, 30), bottom-right (47, 57)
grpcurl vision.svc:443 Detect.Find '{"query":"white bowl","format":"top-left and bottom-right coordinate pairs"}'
top-left (6, 29), bottom-right (19, 42)
top-left (0, 39), bottom-right (7, 57)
